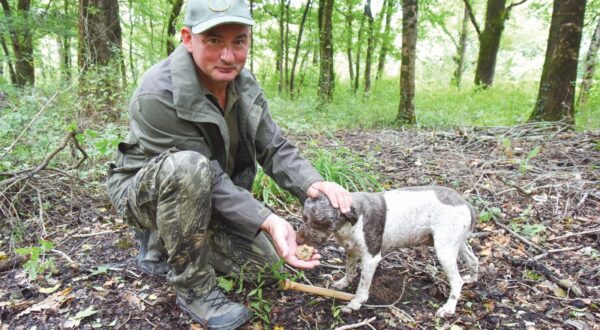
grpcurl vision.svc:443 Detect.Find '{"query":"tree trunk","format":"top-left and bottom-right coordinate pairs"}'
top-left (578, 18), bottom-right (600, 105)
top-left (474, 0), bottom-right (506, 87)
top-left (452, 4), bottom-right (469, 87)
top-left (344, 0), bottom-right (354, 84)
top-left (78, 0), bottom-right (123, 117)
top-left (363, 1), bottom-right (374, 97)
top-left (277, 0), bottom-right (285, 94)
top-left (60, 0), bottom-right (72, 82)
top-left (1, 36), bottom-right (17, 84)
top-left (290, 0), bottom-right (312, 98)
top-left (318, 0), bottom-right (334, 103)
top-left (528, 0), bottom-right (586, 124)
top-left (397, 0), bottom-right (418, 125)
top-left (1, 0), bottom-right (35, 86)
top-left (284, 0), bottom-right (291, 91)
top-left (165, 0), bottom-right (184, 55)
top-left (376, 0), bottom-right (394, 80)
top-left (354, 14), bottom-right (365, 92)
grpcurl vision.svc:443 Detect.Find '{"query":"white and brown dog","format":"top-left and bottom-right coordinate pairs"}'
top-left (297, 186), bottom-right (479, 317)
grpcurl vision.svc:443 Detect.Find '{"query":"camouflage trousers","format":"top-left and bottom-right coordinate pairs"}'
top-left (118, 149), bottom-right (279, 299)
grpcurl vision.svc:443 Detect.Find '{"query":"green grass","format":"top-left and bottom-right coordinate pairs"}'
top-left (268, 80), bottom-right (600, 133)
top-left (252, 142), bottom-right (383, 208)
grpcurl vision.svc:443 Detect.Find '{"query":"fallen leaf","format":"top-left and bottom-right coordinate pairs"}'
top-left (63, 307), bottom-right (98, 329)
top-left (39, 283), bottom-right (61, 294)
top-left (16, 287), bottom-right (73, 319)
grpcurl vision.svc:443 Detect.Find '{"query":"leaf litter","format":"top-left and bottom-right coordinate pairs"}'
top-left (1, 123), bottom-right (598, 329)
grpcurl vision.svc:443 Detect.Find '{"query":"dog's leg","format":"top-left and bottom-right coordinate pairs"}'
top-left (344, 253), bottom-right (382, 312)
top-left (333, 249), bottom-right (359, 289)
top-left (459, 242), bottom-right (479, 283)
top-left (434, 241), bottom-right (463, 318)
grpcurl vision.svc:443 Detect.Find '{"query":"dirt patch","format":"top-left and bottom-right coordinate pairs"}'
top-left (1, 125), bottom-right (599, 329)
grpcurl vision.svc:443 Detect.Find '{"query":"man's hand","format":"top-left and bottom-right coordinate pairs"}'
top-left (306, 181), bottom-right (352, 213)
top-left (260, 214), bottom-right (321, 269)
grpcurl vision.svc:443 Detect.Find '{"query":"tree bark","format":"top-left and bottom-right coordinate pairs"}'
top-left (1, 0), bottom-right (35, 86)
top-left (165, 0), bottom-right (184, 55)
top-left (277, 0), bottom-right (285, 94)
top-left (578, 18), bottom-right (600, 105)
top-left (452, 4), bottom-right (469, 87)
top-left (345, 0), bottom-right (354, 84)
top-left (376, 0), bottom-right (394, 80)
top-left (1, 35), bottom-right (17, 84)
top-left (474, 0), bottom-right (506, 87)
top-left (363, 1), bottom-right (374, 97)
top-left (529, 0), bottom-right (586, 124)
top-left (397, 0), bottom-right (418, 125)
top-left (78, 0), bottom-right (123, 117)
top-left (318, 0), bottom-right (334, 103)
top-left (354, 14), bottom-right (365, 92)
top-left (290, 0), bottom-right (312, 98)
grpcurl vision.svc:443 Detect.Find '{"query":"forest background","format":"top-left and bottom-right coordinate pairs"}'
top-left (0, 0), bottom-right (599, 329)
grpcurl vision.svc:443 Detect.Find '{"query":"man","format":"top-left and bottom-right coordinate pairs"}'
top-left (106, 0), bottom-right (351, 329)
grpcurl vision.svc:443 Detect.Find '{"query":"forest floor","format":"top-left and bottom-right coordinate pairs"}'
top-left (1, 124), bottom-right (599, 330)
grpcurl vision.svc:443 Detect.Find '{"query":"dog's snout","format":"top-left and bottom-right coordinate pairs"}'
top-left (296, 228), bottom-right (306, 245)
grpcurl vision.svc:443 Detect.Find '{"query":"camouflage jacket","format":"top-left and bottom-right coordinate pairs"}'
top-left (106, 44), bottom-right (323, 237)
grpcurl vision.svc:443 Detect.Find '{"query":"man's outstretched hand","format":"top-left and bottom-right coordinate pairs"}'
top-left (260, 214), bottom-right (321, 269)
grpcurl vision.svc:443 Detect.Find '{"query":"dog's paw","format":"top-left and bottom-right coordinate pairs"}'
top-left (435, 305), bottom-right (456, 318)
top-left (344, 299), bottom-right (363, 312)
top-left (462, 274), bottom-right (478, 283)
top-left (333, 278), bottom-right (350, 289)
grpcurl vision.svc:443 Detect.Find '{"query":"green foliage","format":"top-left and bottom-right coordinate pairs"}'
top-left (519, 146), bottom-right (541, 174)
top-left (479, 207), bottom-right (502, 223)
top-left (252, 167), bottom-right (296, 208)
top-left (306, 145), bottom-right (382, 193)
top-left (511, 222), bottom-right (546, 238)
top-left (15, 240), bottom-right (56, 281)
top-left (252, 143), bottom-right (381, 207)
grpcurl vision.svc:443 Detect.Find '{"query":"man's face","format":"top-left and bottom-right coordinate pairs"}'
top-left (182, 24), bottom-right (250, 88)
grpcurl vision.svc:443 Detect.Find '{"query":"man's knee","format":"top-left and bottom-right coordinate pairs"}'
top-left (160, 151), bottom-right (212, 195)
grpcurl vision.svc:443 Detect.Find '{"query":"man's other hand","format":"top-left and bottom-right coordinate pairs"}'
top-left (260, 214), bottom-right (321, 269)
top-left (306, 181), bottom-right (352, 214)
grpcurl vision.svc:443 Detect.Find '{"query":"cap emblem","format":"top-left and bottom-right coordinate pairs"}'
top-left (208, 0), bottom-right (231, 12)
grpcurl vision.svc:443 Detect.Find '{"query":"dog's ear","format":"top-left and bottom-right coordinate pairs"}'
top-left (343, 206), bottom-right (358, 224)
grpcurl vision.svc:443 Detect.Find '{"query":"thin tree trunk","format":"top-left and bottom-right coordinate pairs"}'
top-left (165, 0), bottom-right (184, 55)
top-left (284, 0), bottom-right (290, 91)
top-left (397, 0), bottom-right (418, 125)
top-left (1, 0), bottom-right (35, 86)
top-left (578, 18), bottom-right (600, 105)
top-left (61, 0), bottom-right (72, 82)
top-left (318, 0), bottom-right (334, 103)
top-left (277, 0), bottom-right (285, 94)
top-left (290, 0), bottom-right (312, 98)
top-left (364, 1), bottom-right (374, 97)
top-left (529, 0), bottom-right (586, 124)
top-left (0, 36), bottom-right (16, 84)
top-left (376, 0), bottom-right (394, 80)
top-left (452, 4), bottom-right (469, 87)
top-left (345, 0), bottom-right (354, 84)
top-left (354, 14), bottom-right (365, 92)
top-left (128, 0), bottom-right (136, 82)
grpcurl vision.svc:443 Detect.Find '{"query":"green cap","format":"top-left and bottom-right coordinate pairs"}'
top-left (184, 0), bottom-right (255, 34)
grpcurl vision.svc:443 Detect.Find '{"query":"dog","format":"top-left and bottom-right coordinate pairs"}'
top-left (296, 186), bottom-right (479, 317)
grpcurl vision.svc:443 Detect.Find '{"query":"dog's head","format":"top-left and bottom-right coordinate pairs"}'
top-left (296, 194), bottom-right (357, 248)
